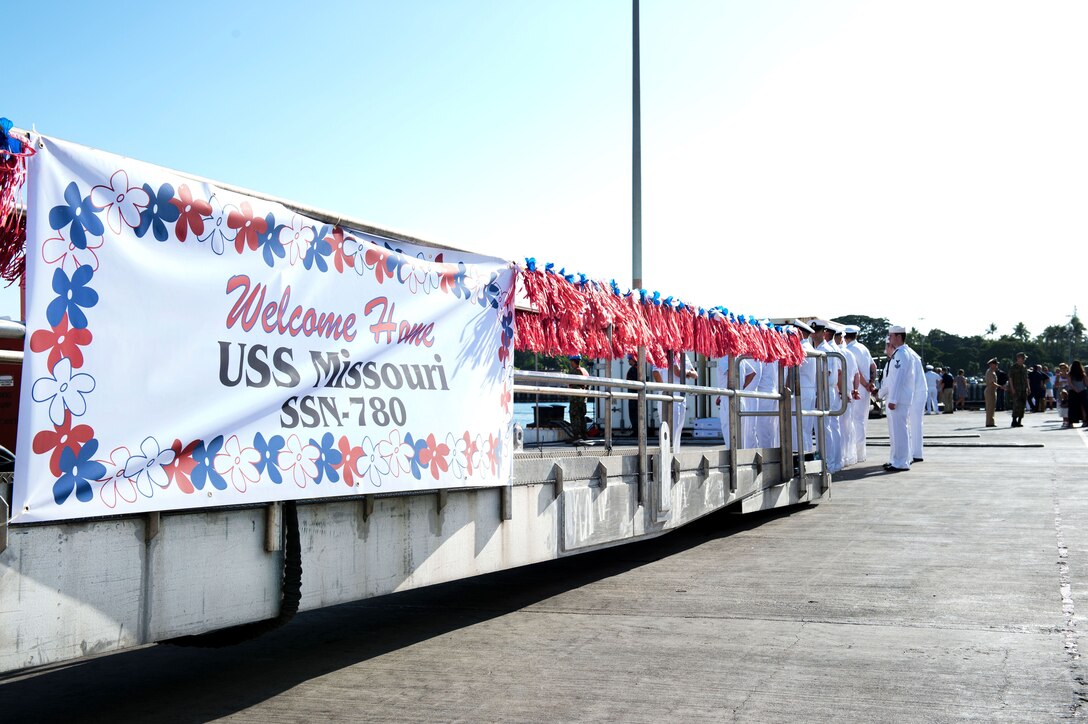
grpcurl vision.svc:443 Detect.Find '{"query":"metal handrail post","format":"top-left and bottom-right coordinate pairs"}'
top-left (728, 356), bottom-right (739, 493)
top-left (604, 327), bottom-right (613, 453)
top-left (637, 345), bottom-right (647, 507)
top-left (778, 362), bottom-right (792, 481)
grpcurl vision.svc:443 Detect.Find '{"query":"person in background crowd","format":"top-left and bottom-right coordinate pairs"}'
top-left (924, 364), bottom-right (940, 414)
top-left (954, 369), bottom-right (968, 411)
top-left (653, 351), bottom-right (698, 452)
top-left (567, 355), bottom-right (590, 438)
top-left (1007, 352), bottom-right (1029, 428)
top-left (939, 367), bottom-right (955, 414)
top-left (1027, 364), bottom-right (1047, 413)
top-left (996, 363), bottom-right (1008, 411)
top-left (879, 325), bottom-right (915, 471)
top-left (984, 358), bottom-right (1000, 427)
top-left (844, 325), bottom-right (876, 463)
top-left (1043, 365), bottom-right (1055, 411)
top-left (1055, 363), bottom-right (1071, 423)
top-left (1067, 360), bottom-right (1088, 429)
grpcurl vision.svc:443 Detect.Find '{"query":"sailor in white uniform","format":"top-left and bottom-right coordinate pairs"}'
top-left (835, 325), bottom-right (859, 467)
top-left (715, 355), bottom-right (733, 448)
top-left (814, 321), bottom-right (843, 473)
top-left (880, 325), bottom-right (915, 470)
top-left (653, 352), bottom-right (698, 453)
top-left (906, 344), bottom-right (927, 462)
top-left (756, 356), bottom-right (780, 449)
top-left (790, 321), bottom-right (818, 454)
top-left (844, 325), bottom-right (876, 463)
top-left (738, 355), bottom-right (760, 448)
top-left (924, 364), bottom-right (940, 414)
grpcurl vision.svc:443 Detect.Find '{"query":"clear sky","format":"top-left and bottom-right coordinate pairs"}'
top-left (5, 0), bottom-right (1085, 337)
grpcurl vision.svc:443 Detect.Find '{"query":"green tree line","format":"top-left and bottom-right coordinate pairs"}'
top-left (839, 314), bottom-right (1088, 374)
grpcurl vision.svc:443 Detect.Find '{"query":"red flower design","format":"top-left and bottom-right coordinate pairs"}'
top-left (227, 201), bottom-right (268, 253)
top-left (29, 314), bottom-right (93, 371)
top-left (32, 411), bottom-right (93, 477)
top-left (499, 387), bottom-right (512, 413)
top-left (164, 439), bottom-right (199, 494)
top-left (170, 184), bottom-right (212, 241)
top-left (418, 434), bottom-right (450, 481)
top-left (364, 246), bottom-right (393, 283)
top-left (461, 431), bottom-right (478, 476)
top-left (326, 226), bottom-right (353, 273)
top-left (487, 433), bottom-right (500, 474)
top-left (335, 435), bottom-right (364, 487)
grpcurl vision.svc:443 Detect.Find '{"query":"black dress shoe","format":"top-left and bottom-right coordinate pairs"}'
top-left (885, 466), bottom-right (909, 472)
top-left (912, 458), bottom-right (923, 463)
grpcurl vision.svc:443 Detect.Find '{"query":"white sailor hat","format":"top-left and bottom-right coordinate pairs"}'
top-left (790, 319), bottom-right (814, 334)
top-left (925, 364), bottom-right (933, 370)
top-left (810, 319), bottom-right (828, 330)
top-left (888, 325), bottom-right (906, 334)
top-left (825, 321), bottom-right (844, 334)
top-left (843, 325), bottom-right (860, 334)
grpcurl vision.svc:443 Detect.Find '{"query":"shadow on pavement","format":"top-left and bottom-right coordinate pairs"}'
top-left (0, 503), bottom-right (809, 722)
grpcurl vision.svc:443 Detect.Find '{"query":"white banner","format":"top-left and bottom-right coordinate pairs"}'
top-left (13, 138), bottom-right (515, 523)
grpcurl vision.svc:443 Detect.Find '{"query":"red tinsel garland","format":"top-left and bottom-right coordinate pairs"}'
top-left (512, 266), bottom-right (804, 367)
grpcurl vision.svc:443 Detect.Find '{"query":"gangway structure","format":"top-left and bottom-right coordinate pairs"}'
top-left (0, 128), bottom-right (847, 674)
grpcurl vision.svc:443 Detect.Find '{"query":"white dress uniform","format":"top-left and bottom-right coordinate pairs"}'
top-left (654, 354), bottom-right (696, 454)
top-left (846, 337), bottom-right (875, 462)
top-left (715, 356), bottom-right (732, 448)
top-left (817, 338), bottom-right (842, 472)
top-left (906, 346), bottom-right (927, 461)
top-left (738, 356), bottom-right (760, 449)
top-left (924, 368), bottom-right (940, 414)
top-left (795, 337), bottom-right (818, 453)
top-left (879, 344), bottom-right (915, 469)
top-left (756, 360), bottom-right (780, 448)
top-left (840, 340), bottom-right (859, 467)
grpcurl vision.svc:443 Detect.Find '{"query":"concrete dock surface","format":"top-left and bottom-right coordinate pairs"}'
top-left (1, 407), bottom-right (1085, 722)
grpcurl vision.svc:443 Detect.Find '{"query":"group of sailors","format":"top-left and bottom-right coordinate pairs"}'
top-left (642, 317), bottom-right (925, 475)
top-left (656, 318), bottom-right (878, 473)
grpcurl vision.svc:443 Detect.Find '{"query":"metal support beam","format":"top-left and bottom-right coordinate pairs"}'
top-left (264, 503), bottom-right (283, 553)
top-left (500, 484), bottom-right (513, 521)
top-left (145, 512), bottom-right (161, 544)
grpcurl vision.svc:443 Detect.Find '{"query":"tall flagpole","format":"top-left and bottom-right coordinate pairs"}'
top-left (632, 0), bottom-right (649, 507)
top-left (632, 0), bottom-right (642, 292)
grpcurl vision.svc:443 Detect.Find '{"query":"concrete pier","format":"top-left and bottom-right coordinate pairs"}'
top-left (1, 408), bottom-right (1083, 721)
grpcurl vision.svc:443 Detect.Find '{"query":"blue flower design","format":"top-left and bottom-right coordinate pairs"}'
top-left (134, 183), bottom-right (180, 242)
top-left (254, 432), bottom-right (285, 484)
top-left (500, 311), bottom-right (514, 343)
top-left (53, 439), bottom-right (107, 505)
top-left (451, 262), bottom-right (470, 300)
top-left (478, 271), bottom-right (501, 309)
top-left (404, 432), bottom-right (429, 480)
top-left (190, 436), bottom-right (227, 491)
top-left (46, 266), bottom-right (99, 330)
top-left (258, 215), bottom-right (285, 268)
top-left (309, 431), bottom-right (342, 484)
top-left (302, 224), bottom-right (333, 272)
top-left (48, 182), bottom-right (104, 250)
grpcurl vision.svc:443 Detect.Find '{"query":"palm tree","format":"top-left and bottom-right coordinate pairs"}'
top-left (985, 323), bottom-right (997, 338)
top-left (1012, 322), bottom-right (1029, 342)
